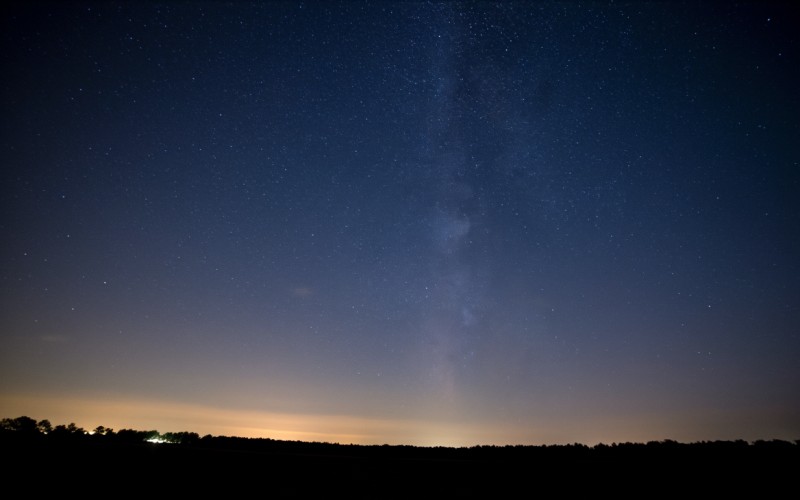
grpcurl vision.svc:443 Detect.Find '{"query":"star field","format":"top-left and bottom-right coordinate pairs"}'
top-left (1, 2), bottom-right (798, 445)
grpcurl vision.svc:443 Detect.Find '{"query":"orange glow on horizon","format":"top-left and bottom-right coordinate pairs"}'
top-left (2, 392), bottom-right (796, 447)
top-left (0, 392), bottom-right (528, 446)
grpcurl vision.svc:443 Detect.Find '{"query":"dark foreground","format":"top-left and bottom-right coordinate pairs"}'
top-left (3, 431), bottom-right (797, 496)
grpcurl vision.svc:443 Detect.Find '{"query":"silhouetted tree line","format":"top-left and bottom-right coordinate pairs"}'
top-left (2, 415), bottom-right (797, 458)
top-left (2, 415), bottom-right (798, 496)
top-left (0, 415), bottom-right (204, 447)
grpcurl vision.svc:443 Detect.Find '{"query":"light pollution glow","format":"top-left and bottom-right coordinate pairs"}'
top-left (2, 392), bottom-right (796, 447)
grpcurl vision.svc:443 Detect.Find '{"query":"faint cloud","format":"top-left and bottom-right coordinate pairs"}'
top-left (461, 306), bottom-right (476, 327)
top-left (431, 211), bottom-right (471, 254)
top-left (290, 286), bottom-right (314, 298)
top-left (40, 334), bottom-right (68, 343)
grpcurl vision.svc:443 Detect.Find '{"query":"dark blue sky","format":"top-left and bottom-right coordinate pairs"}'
top-left (1, 2), bottom-right (798, 445)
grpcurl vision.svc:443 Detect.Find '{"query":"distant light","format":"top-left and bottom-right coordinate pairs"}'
top-left (146, 437), bottom-right (170, 444)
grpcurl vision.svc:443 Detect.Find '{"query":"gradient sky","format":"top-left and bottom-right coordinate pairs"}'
top-left (1, 2), bottom-right (798, 446)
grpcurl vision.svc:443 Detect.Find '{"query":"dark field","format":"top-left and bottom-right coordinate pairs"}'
top-left (2, 424), bottom-right (796, 496)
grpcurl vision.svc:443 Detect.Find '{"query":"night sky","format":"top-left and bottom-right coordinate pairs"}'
top-left (1, 2), bottom-right (798, 446)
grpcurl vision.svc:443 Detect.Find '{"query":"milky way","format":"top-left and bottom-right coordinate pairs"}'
top-left (1, 2), bottom-right (798, 445)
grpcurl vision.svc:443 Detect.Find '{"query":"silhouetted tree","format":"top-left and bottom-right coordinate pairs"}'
top-left (144, 430), bottom-right (161, 441)
top-left (67, 422), bottom-right (85, 435)
top-left (37, 419), bottom-right (52, 434)
top-left (163, 431), bottom-right (200, 445)
top-left (116, 428), bottom-right (153, 442)
top-left (93, 425), bottom-right (113, 436)
top-left (50, 422), bottom-right (86, 440)
top-left (1, 416), bottom-right (39, 435)
top-left (0, 417), bottom-right (14, 432)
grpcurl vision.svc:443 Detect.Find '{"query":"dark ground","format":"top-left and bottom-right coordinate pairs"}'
top-left (3, 431), bottom-right (797, 496)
